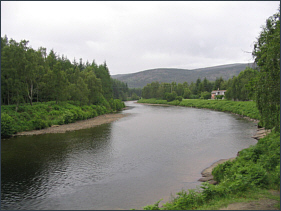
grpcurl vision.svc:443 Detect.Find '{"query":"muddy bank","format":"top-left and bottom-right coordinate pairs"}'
top-left (16, 113), bottom-right (130, 136)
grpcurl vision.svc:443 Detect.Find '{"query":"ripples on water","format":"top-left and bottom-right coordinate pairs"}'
top-left (1, 101), bottom-right (257, 210)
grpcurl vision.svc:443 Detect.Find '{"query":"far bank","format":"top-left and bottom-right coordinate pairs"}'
top-left (138, 98), bottom-right (261, 124)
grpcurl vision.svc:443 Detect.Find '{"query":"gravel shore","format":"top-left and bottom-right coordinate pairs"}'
top-left (16, 113), bottom-right (129, 136)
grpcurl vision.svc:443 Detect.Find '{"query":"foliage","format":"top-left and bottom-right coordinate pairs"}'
top-left (1, 113), bottom-right (16, 137)
top-left (252, 9), bottom-right (280, 130)
top-left (1, 100), bottom-right (125, 137)
top-left (225, 67), bottom-right (258, 101)
top-left (165, 91), bottom-right (177, 102)
top-left (138, 99), bottom-right (260, 120)
top-left (200, 91), bottom-right (211, 99)
top-left (215, 95), bottom-right (224, 100)
top-left (1, 36), bottom-right (133, 107)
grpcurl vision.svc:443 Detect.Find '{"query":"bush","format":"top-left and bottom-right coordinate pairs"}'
top-left (175, 96), bottom-right (183, 101)
top-left (63, 110), bottom-right (74, 124)
top-left (32, 119), bottom-right (48, 130)
top-left (215, 95), bottom-right (224, 100)
top-left (1, 113), bottom-right (16, 137)
top-left (200, 91), bottom-right (211, 99)
top-left (165, 92), bottom-right (177, 102)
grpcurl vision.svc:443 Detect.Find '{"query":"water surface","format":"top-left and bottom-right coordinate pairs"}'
top-left (1, 101), bottom-right (257, 210)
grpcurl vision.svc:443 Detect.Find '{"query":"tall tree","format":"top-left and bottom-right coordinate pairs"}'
top-left (252, 8), bottom-right (280, 129)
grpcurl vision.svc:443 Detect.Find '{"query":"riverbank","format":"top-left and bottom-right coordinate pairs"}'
top-left (137, 98), bottom-right (261, 125)
top-left (1, 100), bottom-right (126, 138)
top-left (138, 99), bottom-right (279, 210)
top-left (15, 113), bottom-right (129, 136)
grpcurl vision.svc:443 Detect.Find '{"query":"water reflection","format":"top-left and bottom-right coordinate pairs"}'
top-left (1, 124), bottom-right (114, 210)
top-left (1, 102), bottom-right (257, 210)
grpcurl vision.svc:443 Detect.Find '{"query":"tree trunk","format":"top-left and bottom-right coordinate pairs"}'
top-left (27, 83), bottom-right (33, 106)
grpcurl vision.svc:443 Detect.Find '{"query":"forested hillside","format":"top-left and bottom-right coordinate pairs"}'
top-left (112, 63), bottom-right (253, 88)
top-left (141, 67), bottom-right (258, 102)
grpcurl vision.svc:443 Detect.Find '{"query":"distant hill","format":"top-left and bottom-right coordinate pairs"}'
top-left (112, 63), bottom-right (255, 88)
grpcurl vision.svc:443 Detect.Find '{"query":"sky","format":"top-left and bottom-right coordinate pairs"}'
top-left (1, 1), bottom-right (280, 75)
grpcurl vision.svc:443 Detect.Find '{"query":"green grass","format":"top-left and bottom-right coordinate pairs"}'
top-left (138, 98), bottom-right (261, 121)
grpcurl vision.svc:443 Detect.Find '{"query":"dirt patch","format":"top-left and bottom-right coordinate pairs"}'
top-left (15, 113), bottom-right (130, 136)
top-left (219, 190), bottom-right (280, 210)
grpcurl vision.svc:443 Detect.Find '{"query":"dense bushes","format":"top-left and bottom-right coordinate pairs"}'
top-left (1, 113), bottom-right (16, 137)
top-left (1, 99), bottom-right (125, 137)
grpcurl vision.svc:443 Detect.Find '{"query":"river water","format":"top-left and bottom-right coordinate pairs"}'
top-left (1, 101), bottom-right (257, 210)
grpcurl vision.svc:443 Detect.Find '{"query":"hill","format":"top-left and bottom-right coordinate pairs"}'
top-left (112, 63), bottom-right (255, 88)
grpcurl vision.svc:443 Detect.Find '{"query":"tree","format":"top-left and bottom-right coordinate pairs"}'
top-left (183, 88), bottom-right (192, 99)
top-left (225, 68), bottom-right (258, 101)
top-left (252, 8), bottom-right (280, 130)
top-left (213, 77), bottom-right (225, 90)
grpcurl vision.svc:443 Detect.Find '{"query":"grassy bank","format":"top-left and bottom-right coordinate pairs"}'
top-left (1, 99), bottom-right (125, 138)
top-left (137, 98), bottom-right (279, 210)
top-left (138, 98), bottom-right (261, 121)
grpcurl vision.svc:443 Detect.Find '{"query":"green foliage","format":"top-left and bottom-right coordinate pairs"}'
top-left (252, 9), bottom-right (280, 130)
top-left (215, 95), bottom-right (224, 100)
top-left (175, 96), bottom-right (183, 101)
top-left (1, 100), bottom-right (125, 137)
top-left (1, 35), bottom-right (131, 109)
top-left (143, 200), bottom-right (162, 210)
top-left (138, 99), bottom-right (260, 120)
top-left (225, 67), bottom-right (258, 101)
top-left (165, 91), bottom-right (177, 102)
top-left (1, 113), bottom-right (16, 137)
top-left (32, 118), bottom-right (49, 130)
top-left (200, 91), bottom-right (211, 99)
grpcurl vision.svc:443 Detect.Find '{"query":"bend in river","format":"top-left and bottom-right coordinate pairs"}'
top-left (1, 101), bottom-right (258, 210)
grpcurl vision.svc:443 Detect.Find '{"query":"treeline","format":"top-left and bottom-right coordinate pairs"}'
top-left (141, 67), bottom-right (257, 101)
top-left (1, 35), bottom-right (141, 109)
top-left (1, 36), bottom-right (139, 137)
top-left (141, 8), bottom-right (280, 131)
top-left (111, 78), bottom-right (141, 101)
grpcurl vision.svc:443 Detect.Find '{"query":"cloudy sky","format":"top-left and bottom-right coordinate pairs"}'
top-left (1, 1), bottom-right (279, 75)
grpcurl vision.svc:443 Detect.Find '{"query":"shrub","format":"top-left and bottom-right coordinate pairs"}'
top-left (175, 96), bottom-right (183, 101)
top-left (165, 92), bottom-right (177, 102)
top-left (200, 91), bottom-right (211, 99)
top-left (32, 118), bottom-right (48, 130)
top-left (114, 99), bottom-right (125, 111)
top-left (1, 113), bottom-right (16, 137)
top-left (212, 160), bottom-right (234, 182)
top-left (215, 95), bottom-right (224, 100)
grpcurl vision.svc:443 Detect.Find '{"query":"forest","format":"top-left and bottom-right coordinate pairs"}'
top-left (1, 36), bottom-right (140, 137)
top-left (1, 36), bottom-right (140, 107)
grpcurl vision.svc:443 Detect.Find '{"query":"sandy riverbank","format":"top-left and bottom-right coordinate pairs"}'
top-left (16, 113), bottom-right (130, 136)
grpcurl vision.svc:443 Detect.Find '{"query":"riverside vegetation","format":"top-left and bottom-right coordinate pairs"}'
top-left (137, 8), bottom-right (280, 210)
top-left (1, 35), bottom-right (136, 137)
top-left (1, 99), bottom-right (125, 138)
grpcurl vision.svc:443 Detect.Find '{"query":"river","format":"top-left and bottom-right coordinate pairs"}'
top-left (1, 101), bottom-right (257, 210)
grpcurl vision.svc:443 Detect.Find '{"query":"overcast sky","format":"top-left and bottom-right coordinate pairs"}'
top-left (1, 1), bottom-right (279, 75)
